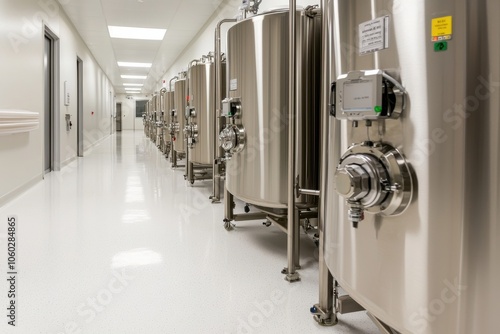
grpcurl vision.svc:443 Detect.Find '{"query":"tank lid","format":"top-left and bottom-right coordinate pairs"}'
top-left (260, 5), bottom-right (304, 15)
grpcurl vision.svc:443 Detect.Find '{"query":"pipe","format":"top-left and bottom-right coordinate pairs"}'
top-left (186, 59), bottom-right (200, 183)
top-left (286, 0), bottom-right (300, 282)
top-left (312, 0), bottom-right (336, 326)
top-left (169, 76), bottom-right (179, 168)
top-left (298, 188), bottom-right (321, 197)
top-left (168, 76), bottom-right (178, 92)
top-left (212, 18), bottom-right (237, 202)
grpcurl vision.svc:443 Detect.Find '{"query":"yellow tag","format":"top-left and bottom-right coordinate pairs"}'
top-left (432, 16), bottom-right (452, 41)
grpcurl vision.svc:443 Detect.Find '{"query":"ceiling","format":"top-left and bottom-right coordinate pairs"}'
top-left (58, 0), bottom-right (225, 95)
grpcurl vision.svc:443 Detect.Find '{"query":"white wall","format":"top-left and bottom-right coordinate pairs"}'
top-left (154, 0), bottom-right (319, 90)
top-left (115, 94), bottom-right (149, 131)
top-left (0, 0), bottom-right (115, 205)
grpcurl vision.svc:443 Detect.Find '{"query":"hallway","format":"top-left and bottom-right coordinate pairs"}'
top-left (0, 131), bottom-right (376, 334)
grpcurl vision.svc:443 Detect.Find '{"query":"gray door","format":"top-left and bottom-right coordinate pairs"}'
top-left (116, 103), bottom-right (122, 131)
top-left (77, 57), bottom-right (83, 157)
top-left (44, 36), bottom-right (52, 173)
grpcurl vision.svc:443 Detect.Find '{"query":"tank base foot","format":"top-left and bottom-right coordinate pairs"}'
top-left (311, 304), bottom-right (338, 326)
top-left (210, 196), bottom-right (221, 203)
top-left (284, 271), bottom-right (301, 283)
top-left (282, 266), bottom-right (301, 274)
top-left (223, 219), bottom-right (234, 231)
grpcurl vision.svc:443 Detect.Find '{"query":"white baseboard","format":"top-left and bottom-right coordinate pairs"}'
top-left (0, 174), bottom-right (43, 208)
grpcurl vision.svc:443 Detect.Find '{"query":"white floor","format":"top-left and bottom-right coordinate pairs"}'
top-left (0, 131), bottom-right (379, 334)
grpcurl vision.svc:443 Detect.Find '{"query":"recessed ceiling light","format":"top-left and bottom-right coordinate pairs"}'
top-left (121, 75), bottom-right (147, 79)
top-left (126, 92), bottom-right (141, 94)
top-left (123, 83), bottom-right (144, 87)
top-left (118, 62), bottom-right (152, 68)
top-left (125, 88), bottom-right (142, 91)
top-left (108, 26), bottom-right (166, 40)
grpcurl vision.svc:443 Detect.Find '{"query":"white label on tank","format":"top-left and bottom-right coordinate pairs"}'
top-left (230, 79), bottom-right (238, 91)
top-left (359, 16), bottom-right (390, 55)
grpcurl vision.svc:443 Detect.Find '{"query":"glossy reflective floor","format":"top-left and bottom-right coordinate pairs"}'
top-left (0, 131), bottom-right (378, 334)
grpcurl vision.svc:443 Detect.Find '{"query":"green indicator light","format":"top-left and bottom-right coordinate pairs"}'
top-left (434, 41), bottom-right (448, 52)
top-left (374, 106), bottom-right (382, 113)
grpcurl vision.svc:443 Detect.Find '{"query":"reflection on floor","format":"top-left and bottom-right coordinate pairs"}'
top-left (0, 131), bottom-right (379, 334)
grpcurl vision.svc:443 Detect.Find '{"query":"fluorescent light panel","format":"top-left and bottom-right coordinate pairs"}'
top-left (121, 75), bottom-right (147, 79)
top-left (108, 26), bottom-right (166, 40)
top-left (123, 83), bottom-right (144, 87)
top-left (125, 88), bottom-right (142, 91)
top-left (118, 62), bottom-right (151, 68)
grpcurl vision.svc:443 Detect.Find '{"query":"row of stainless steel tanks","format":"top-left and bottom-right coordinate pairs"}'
top-left (144, 57), bottom-right (221, 183)
top-left (143, 1), bottom-right (499, 333)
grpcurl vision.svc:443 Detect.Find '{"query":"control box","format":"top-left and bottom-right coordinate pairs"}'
top-left (332, 70), bottom-right (405, 121)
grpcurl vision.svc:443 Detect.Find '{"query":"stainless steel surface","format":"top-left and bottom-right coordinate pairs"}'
top-left (314, 0), bottom-right (336, 325)
top-left (173, 77), bottom-right (187, 153)
top-left (367, 313), bottom-right (400, 334)
top-left (160, 88), bottom-right (171, 155)
top-left (337, 296), bottom-right (365, 315)
top-left (286, 0), bottom-right (299, 282)
top-left (188, 59), bottom-right (225, 165)
top-left (165, 90), bottom-right (175, 158)
top-left (212, 19), bottom-right (236, 202)
top-left (334, 142), bottom-right (413, 227)
top-left (224, 8), bottom-right (321, 209)
top-left (323, 1), bottom-right (500, 333)
top-left (233, 212), bottom-right (268, 222)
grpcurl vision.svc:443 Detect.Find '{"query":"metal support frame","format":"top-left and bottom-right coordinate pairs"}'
top-left (187, 163), bottom-right (213, 184)
top-left (211, 18), bottom-right (237, 203)
top-left (311, 0), bottom-right (337, 325)
top-left (184, 60), bottom-right (199, 182)
top-left (168, 76), bottom-right (178, 165)
top-left (285, 0), bottom-right (300, 283)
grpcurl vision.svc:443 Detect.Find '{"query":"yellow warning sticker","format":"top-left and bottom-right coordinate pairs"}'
top-left (432, 16), bottom-right (453, 41)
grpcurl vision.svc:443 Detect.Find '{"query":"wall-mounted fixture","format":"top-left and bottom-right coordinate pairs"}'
top-left (64, 81), bottom-right (70, 106)
top-left (65, 114), bottom-right (72, 131)
top-left (0, 110), bottom-right (39, 135)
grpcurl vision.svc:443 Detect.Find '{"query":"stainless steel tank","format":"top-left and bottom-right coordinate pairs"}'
top-left (321, 0), bottom-right (500, 333)
top-left (150, 94), bottom-right (158, 142)
top-left (173, 78), bottom-right (187, 153)
top-left (221, 8), bottom-right (321, 209)
top-left (165, 90), bottom-right (175, 141)
top-left (187, 58), bottom-right (226, 165)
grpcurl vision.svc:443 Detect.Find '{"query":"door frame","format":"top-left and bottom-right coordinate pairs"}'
top-left (116, 102), bottom-right (122, 131)
top-left (77, 56), bottom-right (84, 157)
top-left (44, 26), bottom-right (61, 174)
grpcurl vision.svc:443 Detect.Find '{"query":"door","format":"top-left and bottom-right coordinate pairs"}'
top-left (77, 57), bottom-right (83, 157)
top-left (44, 36), bottom-right (52, 173)
top-left (116, 103), bottom-right (122, 131)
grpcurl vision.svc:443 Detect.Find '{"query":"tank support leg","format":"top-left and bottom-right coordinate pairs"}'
top-left (285, 207), bottom-right (301, 282)
top-left (223, 185), bottom-right (235, 231)
top-left (211, 169), bottom-right (221, 203)
top-left (172, 150), bottom-right (177, 168)
top-left (187, 162), bottom-right (194, 184)
top-left (311, 212), bottom-right (337, 325)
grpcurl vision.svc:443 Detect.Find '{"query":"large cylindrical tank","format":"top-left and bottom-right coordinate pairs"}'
top-left (323, 1), bottom-right (500, 333)
top-left (164, 90), bottom-right (174, 138)
top-left (223, 8), bottom-right (321, 209)
top-left (173, 78), bottom-right (187, 153)
top-left (188, 59), bottom-right (226, 165)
